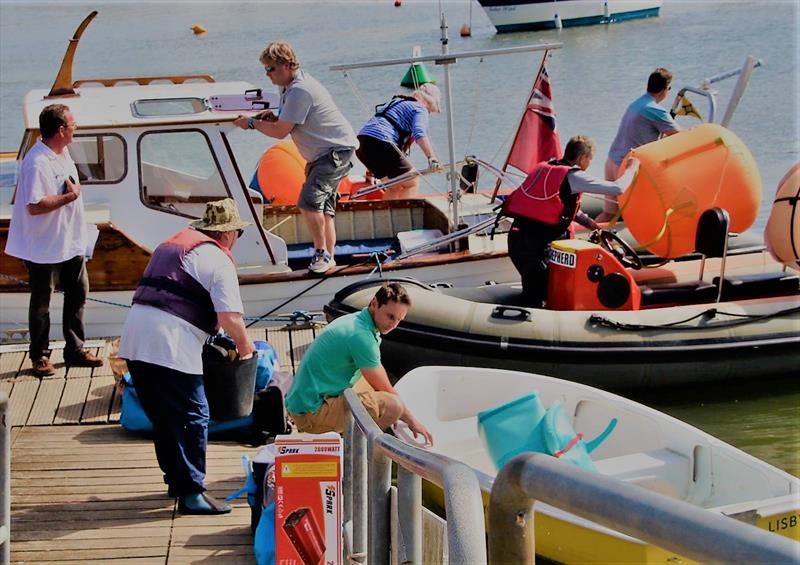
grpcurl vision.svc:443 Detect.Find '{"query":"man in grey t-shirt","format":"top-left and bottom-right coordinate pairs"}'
top-left (235, 42), bottom-right (357, 274)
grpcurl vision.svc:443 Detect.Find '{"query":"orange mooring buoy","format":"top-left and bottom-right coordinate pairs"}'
top-left (191, 24), bottom-right (207, 35)
top-left (394, 0), bottom-right (401, 6)
top-left (460, 23), bottom-right (472, 37)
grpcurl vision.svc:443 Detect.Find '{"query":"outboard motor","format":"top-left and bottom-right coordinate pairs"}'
top-left (546, 239), bottom-right (641, 311)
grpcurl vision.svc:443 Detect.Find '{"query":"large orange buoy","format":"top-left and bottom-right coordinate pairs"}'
top-left (764, 162), bottom-right (800, 270)
top-left (253, 140), bottom-right (360, 206)
top-left (618, 123), bottom-right (761, 258)
top-left (254, 140), bottom-right (306, 206)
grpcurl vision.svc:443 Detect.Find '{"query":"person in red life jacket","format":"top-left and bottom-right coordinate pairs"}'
top-left (119, 198), bottom-right (256, 515)
top-left (504, 135), bottom-right (636, 307)
top-left (355, 83), bottom-right (442, 200)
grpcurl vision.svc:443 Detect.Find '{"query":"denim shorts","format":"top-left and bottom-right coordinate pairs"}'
top-left (298, 147), bottom-right (354, 216)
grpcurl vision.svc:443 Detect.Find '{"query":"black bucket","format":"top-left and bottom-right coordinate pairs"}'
top-left (202, 353), bottom-right (258, 421)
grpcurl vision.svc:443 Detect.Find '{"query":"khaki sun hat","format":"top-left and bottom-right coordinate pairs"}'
top-left (190, 198), bottom-right (252, 232)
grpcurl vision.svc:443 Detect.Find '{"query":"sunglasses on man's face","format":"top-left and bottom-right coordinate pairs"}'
top-left (237, 229), bottom-right (245, 239)
top-left (264, 66), bottom-right (277, 74)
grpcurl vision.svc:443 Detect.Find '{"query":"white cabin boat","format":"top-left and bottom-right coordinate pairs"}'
top-left (477, 0), bottom-right (662, 33)
top-left (0, 12), bottom-right (535, 339)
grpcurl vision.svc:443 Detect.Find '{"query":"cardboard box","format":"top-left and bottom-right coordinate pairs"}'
top-left (275, 433), bottom-right (342, 565)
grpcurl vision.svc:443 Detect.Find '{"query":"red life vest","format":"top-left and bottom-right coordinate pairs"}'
top-left (501, 161), bottom-right (580, 227)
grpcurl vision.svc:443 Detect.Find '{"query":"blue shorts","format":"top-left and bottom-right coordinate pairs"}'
top-left (299, 147), bottom-right (354, 216)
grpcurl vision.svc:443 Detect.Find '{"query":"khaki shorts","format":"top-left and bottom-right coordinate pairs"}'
top-left (290, 377), bottom-right (394, 434)
top-left (298, 148), bottom-right (354, 216)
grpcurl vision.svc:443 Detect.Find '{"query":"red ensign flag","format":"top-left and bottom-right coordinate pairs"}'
top-left (507, 66), bottom-right (562, 175)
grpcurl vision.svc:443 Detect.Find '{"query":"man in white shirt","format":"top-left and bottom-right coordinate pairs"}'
top-left (234, 41), bottom-right (357, 274)
top-left (5, 104), bottom-right (102, 377)
top-left (119, 198), bottom-right (256, 515)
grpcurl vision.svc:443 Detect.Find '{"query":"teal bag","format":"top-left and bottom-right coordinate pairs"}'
top-left (477, 393), bottom-right (547, 469)
top-left (534, 401), bottom-right (617, 471)
top-left (478, 393), bottom-right (617, 471)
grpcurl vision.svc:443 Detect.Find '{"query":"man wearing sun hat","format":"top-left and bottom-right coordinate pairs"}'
top-left (119, 198), bottom-right (256, 515)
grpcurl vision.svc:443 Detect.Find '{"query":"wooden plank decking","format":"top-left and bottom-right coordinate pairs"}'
top-left (2, 323), bottom-right (322, 563)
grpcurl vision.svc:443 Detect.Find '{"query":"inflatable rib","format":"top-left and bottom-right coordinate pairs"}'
top-left (326, 246), bottom-right (799, 390)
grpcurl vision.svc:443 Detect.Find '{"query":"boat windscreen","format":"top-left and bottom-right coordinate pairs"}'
top-left (132, 98), bottom-right (207, 117)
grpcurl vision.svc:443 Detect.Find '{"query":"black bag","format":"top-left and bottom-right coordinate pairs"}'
top-left (202, 347), bottom-right (257, 421)
top-left (251, 386), bottom-right (291, 443)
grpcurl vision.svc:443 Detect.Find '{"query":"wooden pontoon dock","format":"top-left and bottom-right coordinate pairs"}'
top-left (2, 325), bottom-right (318, 564)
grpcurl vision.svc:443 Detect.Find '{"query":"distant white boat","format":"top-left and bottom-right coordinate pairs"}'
top-left (477, 0), bottom-right (662, 33)
top-left (395, 366), bottom-right (800, 563)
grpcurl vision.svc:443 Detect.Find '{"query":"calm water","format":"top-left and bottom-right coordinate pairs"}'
top-left (0, 0), bottom-right (798, 474)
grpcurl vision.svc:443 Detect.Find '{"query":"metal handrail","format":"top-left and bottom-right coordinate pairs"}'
top-left (488, 453), bottom-right (800, 564)
top-left (0, 392), bottom-right (9, 565)
top-left (342, 388), bottom-right (487, 565)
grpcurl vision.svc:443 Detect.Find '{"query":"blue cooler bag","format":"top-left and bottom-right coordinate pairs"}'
top-left (477, 393), bottom-right (617, 471)
top-left (477, 392), bottom-right (546, 469)
top-left (533, 401), bottom-right (617, 471)
top-left (120, 372), bottom-right (253, 434)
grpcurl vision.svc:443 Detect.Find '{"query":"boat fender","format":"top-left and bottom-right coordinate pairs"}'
top-left (764, 162), bottom-right (800, 270)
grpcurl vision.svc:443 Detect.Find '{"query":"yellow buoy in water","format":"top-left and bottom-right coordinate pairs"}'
top-left (618, 123), bottom-right (761, 259)
top-left (191, 24), bottom-right (207, 35)
top-left (764, 162), bottom-right (800, 270)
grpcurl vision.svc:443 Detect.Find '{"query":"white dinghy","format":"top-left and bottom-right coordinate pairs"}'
top-left (394, 366), bottom-right (800, 563)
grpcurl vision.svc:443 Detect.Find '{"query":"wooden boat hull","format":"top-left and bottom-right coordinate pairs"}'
top-left (394, 366), bottom-right (800, 563)
top-left (324, 255), bottom-right (800, 389)
top-left (0, 247), bottom-right (516, 340)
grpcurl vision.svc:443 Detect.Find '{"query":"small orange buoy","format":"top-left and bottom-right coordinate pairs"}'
top-left (190, 24), bottom-right (207, 35)
top-left (460, 23), bottom-right (472, 37)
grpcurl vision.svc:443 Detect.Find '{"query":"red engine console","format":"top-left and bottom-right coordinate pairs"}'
top-left (546, 239), bottom-right (641, 311)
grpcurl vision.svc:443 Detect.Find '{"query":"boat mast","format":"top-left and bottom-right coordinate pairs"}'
top-left (331, 35), bottom-right (562, 235)
top-left (439, 13), bottom-right (461, 229)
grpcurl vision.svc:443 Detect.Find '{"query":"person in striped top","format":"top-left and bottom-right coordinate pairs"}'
top-left (356, 83), bottom-right (441, 199)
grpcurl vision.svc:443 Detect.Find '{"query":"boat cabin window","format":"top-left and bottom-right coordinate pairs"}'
top-left (138, 129), bottom-right (229, 219)
top-left (70, 134), bottom-right (126, 184)
top-left (132, 98), bottom-right (207, 117)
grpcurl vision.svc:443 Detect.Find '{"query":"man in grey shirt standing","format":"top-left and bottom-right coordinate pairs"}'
top-left (235, 42), bottom-right (357, 274)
